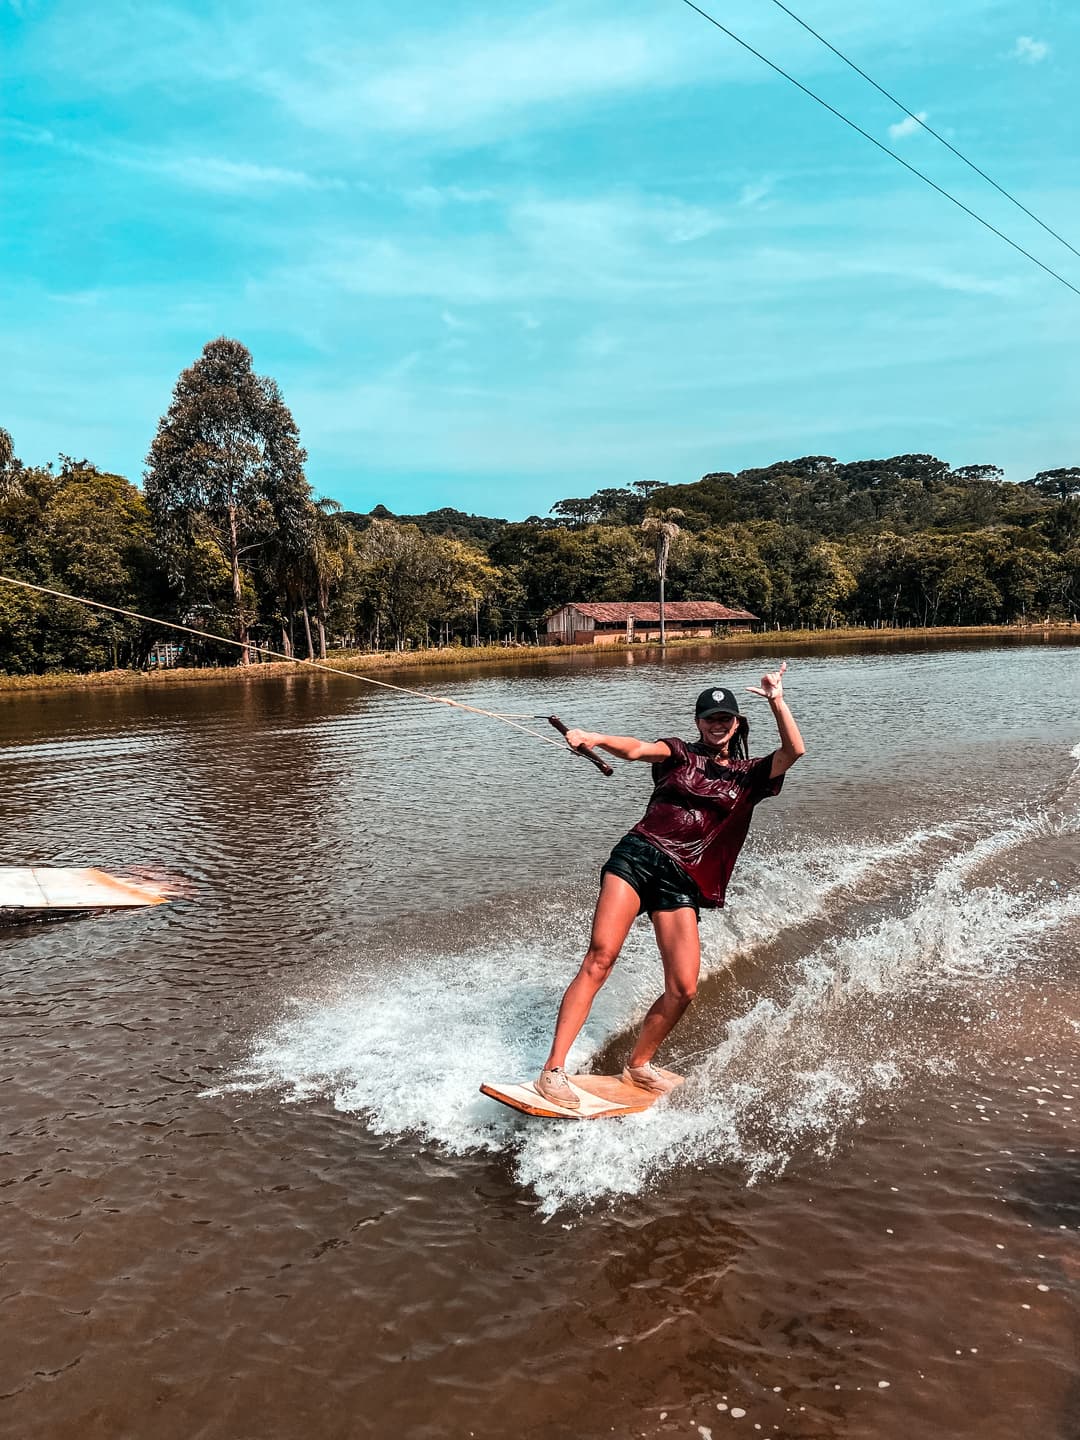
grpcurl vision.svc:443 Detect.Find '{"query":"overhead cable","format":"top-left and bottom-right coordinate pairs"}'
top-left (0, 574), bottom-right (569, 754)
top-left (677, 0), bottom-right (1080, 300)
top-left (764, 0), bottom-right (1080, 264)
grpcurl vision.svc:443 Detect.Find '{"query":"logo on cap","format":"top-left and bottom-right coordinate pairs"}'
top-left (713, 690), bottom-right (725, 703)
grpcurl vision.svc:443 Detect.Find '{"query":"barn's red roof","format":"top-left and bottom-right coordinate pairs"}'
top-left (550, 602), bottom-right (758, 622)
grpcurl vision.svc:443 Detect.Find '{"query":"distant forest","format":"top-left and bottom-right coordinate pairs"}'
top-left (1, 338), bottom-right (1078, 674)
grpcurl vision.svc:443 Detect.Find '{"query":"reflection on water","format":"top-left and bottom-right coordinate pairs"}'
top-left (1, 639), bottom-right (1078, 1439)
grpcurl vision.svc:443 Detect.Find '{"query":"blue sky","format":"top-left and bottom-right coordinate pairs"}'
top-left (2, 0), bottom-right (1078, 519)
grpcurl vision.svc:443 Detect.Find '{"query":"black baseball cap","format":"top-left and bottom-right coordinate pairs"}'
top-left (695, 685), bottom-right (741, 720)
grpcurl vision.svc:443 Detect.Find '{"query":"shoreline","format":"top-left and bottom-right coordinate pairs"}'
top-left (0, 622), bottom-right (1074, 697)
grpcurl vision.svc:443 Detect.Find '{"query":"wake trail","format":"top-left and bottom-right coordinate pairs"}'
top-left (516, 746), bottom-right (1080, 1209)
top-left (207, 827), bottom-right (955, 1144)
top-left (209, 742), bottom-right (1080, 1212)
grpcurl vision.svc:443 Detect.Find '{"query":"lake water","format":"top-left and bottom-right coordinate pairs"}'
top-left (2, 637), bottom-right (1078, 1439)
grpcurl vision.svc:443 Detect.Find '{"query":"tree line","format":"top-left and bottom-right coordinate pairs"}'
top-left (1, 337), bottom-right (1077, 673)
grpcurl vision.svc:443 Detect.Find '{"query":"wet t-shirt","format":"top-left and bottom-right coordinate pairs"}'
top-left (630, 737), bottom-right (783, 908)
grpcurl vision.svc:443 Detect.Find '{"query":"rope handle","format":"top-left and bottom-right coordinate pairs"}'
top-left (546, 716), bottom-right (614, 777)
top-left (0, 573), bottom-right (571, 753)
top-left (0, 575), bottom-right (622, 775)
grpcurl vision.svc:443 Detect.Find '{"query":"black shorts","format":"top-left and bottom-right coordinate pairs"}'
top-left (601, 832), bottom-right (701, 919)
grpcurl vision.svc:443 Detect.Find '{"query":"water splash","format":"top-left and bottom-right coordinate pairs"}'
top-left (209, 830), bottom-right (942, 1150)
top-left (210, 751), bottom-right (1080, 1213)
top-left (515, 771), bottom-right (1080, 1209)
top-left (515, 880), bottom-right (1079, 1211)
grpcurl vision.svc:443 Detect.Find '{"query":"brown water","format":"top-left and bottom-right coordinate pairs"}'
top-left (2, 639), bottom-right (1079, 1439)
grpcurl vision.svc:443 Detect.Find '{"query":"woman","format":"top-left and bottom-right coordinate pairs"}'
top-left (537, 662), bottom-right (804, 1110)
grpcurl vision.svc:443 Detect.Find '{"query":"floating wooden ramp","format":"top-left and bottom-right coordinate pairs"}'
top-left (0, 868), bottom-right (167, 913)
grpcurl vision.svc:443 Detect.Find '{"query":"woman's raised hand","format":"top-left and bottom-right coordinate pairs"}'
top-left (746, 660), bottom-right (788, 701)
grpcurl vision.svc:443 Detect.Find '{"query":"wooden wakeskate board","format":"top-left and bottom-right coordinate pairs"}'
top-left (479, 1069), bottom-right (684, 1120)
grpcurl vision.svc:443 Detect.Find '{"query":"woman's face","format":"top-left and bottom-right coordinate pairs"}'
top-left (696, 711), bottom-right (738, 749)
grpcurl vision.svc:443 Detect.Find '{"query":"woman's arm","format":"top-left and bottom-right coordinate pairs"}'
top-left (746, 662), bottom-right (806, 778)
top-left (564, 730), bottom-right (672, 763)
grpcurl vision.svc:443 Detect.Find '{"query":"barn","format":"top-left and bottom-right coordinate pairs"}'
top-left (542, 601), bottom-right (758, 646)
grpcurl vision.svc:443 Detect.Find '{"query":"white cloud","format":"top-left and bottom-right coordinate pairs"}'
top-left (843, 255), bottom-right (1013, 298)
top-left (14, 0), bottom-right (1023, 152)
top-left (404, 184), bottom-right (496, 209)
top-left (152, 155), bottom-right (345, 193)
top-left (259, 9), bottom-right (703, 144)
top-left (298, 196), bottom-right (1020, 322)
top-left (578, 327), bottom-right (622, 360)
top-left (368, 27), bottom-right (655, 132)
top-left (440, 309), bottom-right (477, 332)
top-left (1012, 36), bottom-right (1050, 64)
top-left (5, 120), bottom-right (342, 193)
top-left (306, 191), bottom-right (732, 307)
top-left (888, 111), bottom-right (928, 140)
top-left (510, 194), bottom-right (726, 257)
top-left (737, 178), bottom-right (774, 209)
top-left (46, 289), bottom-right (105, 306)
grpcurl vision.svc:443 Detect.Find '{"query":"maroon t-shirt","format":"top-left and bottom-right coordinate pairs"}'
top-left (630, 737), bottom-right (783, 908)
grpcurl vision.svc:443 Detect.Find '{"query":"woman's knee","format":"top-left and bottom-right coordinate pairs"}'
top-left (666, 978), bottom-right (698, 1006)
top-left (582, 943), bottom-right (619, 984)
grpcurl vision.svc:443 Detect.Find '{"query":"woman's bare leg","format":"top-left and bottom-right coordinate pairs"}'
top-left (543, 873), bottom-right (642, 1071)
top-left (627, 907), bottom-right (700, 1069)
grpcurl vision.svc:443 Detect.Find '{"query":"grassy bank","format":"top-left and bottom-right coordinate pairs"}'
top-left (0, 622), bottom-right (1074, 697)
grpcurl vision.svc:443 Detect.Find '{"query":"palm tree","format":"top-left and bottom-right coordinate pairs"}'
top-left (305, 497), bottom-right (349, 659)
top-left (0, 426), bottom-right (22, 502)
top-left (640, 508), bottom-right (684, 647)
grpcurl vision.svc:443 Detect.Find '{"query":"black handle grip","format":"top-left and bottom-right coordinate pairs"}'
top-left (547, 715), bottom-right (614, 777)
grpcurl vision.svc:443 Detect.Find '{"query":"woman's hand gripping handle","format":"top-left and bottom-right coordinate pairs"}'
top-left (547, 716), bottom-right (615, 776)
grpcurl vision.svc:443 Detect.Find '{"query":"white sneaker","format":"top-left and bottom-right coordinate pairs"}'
top-left (536, 1066), bottom-right (580, 1110)
top-left (622, 1062), bottom-right (684, 1095)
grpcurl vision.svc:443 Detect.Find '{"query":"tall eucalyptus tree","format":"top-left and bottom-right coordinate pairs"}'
top-left (145, 339), bottom-right (309, 661)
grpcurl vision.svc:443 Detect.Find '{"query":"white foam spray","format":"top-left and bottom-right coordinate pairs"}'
top-left (210, 748), bottom-right (1079, 1213)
